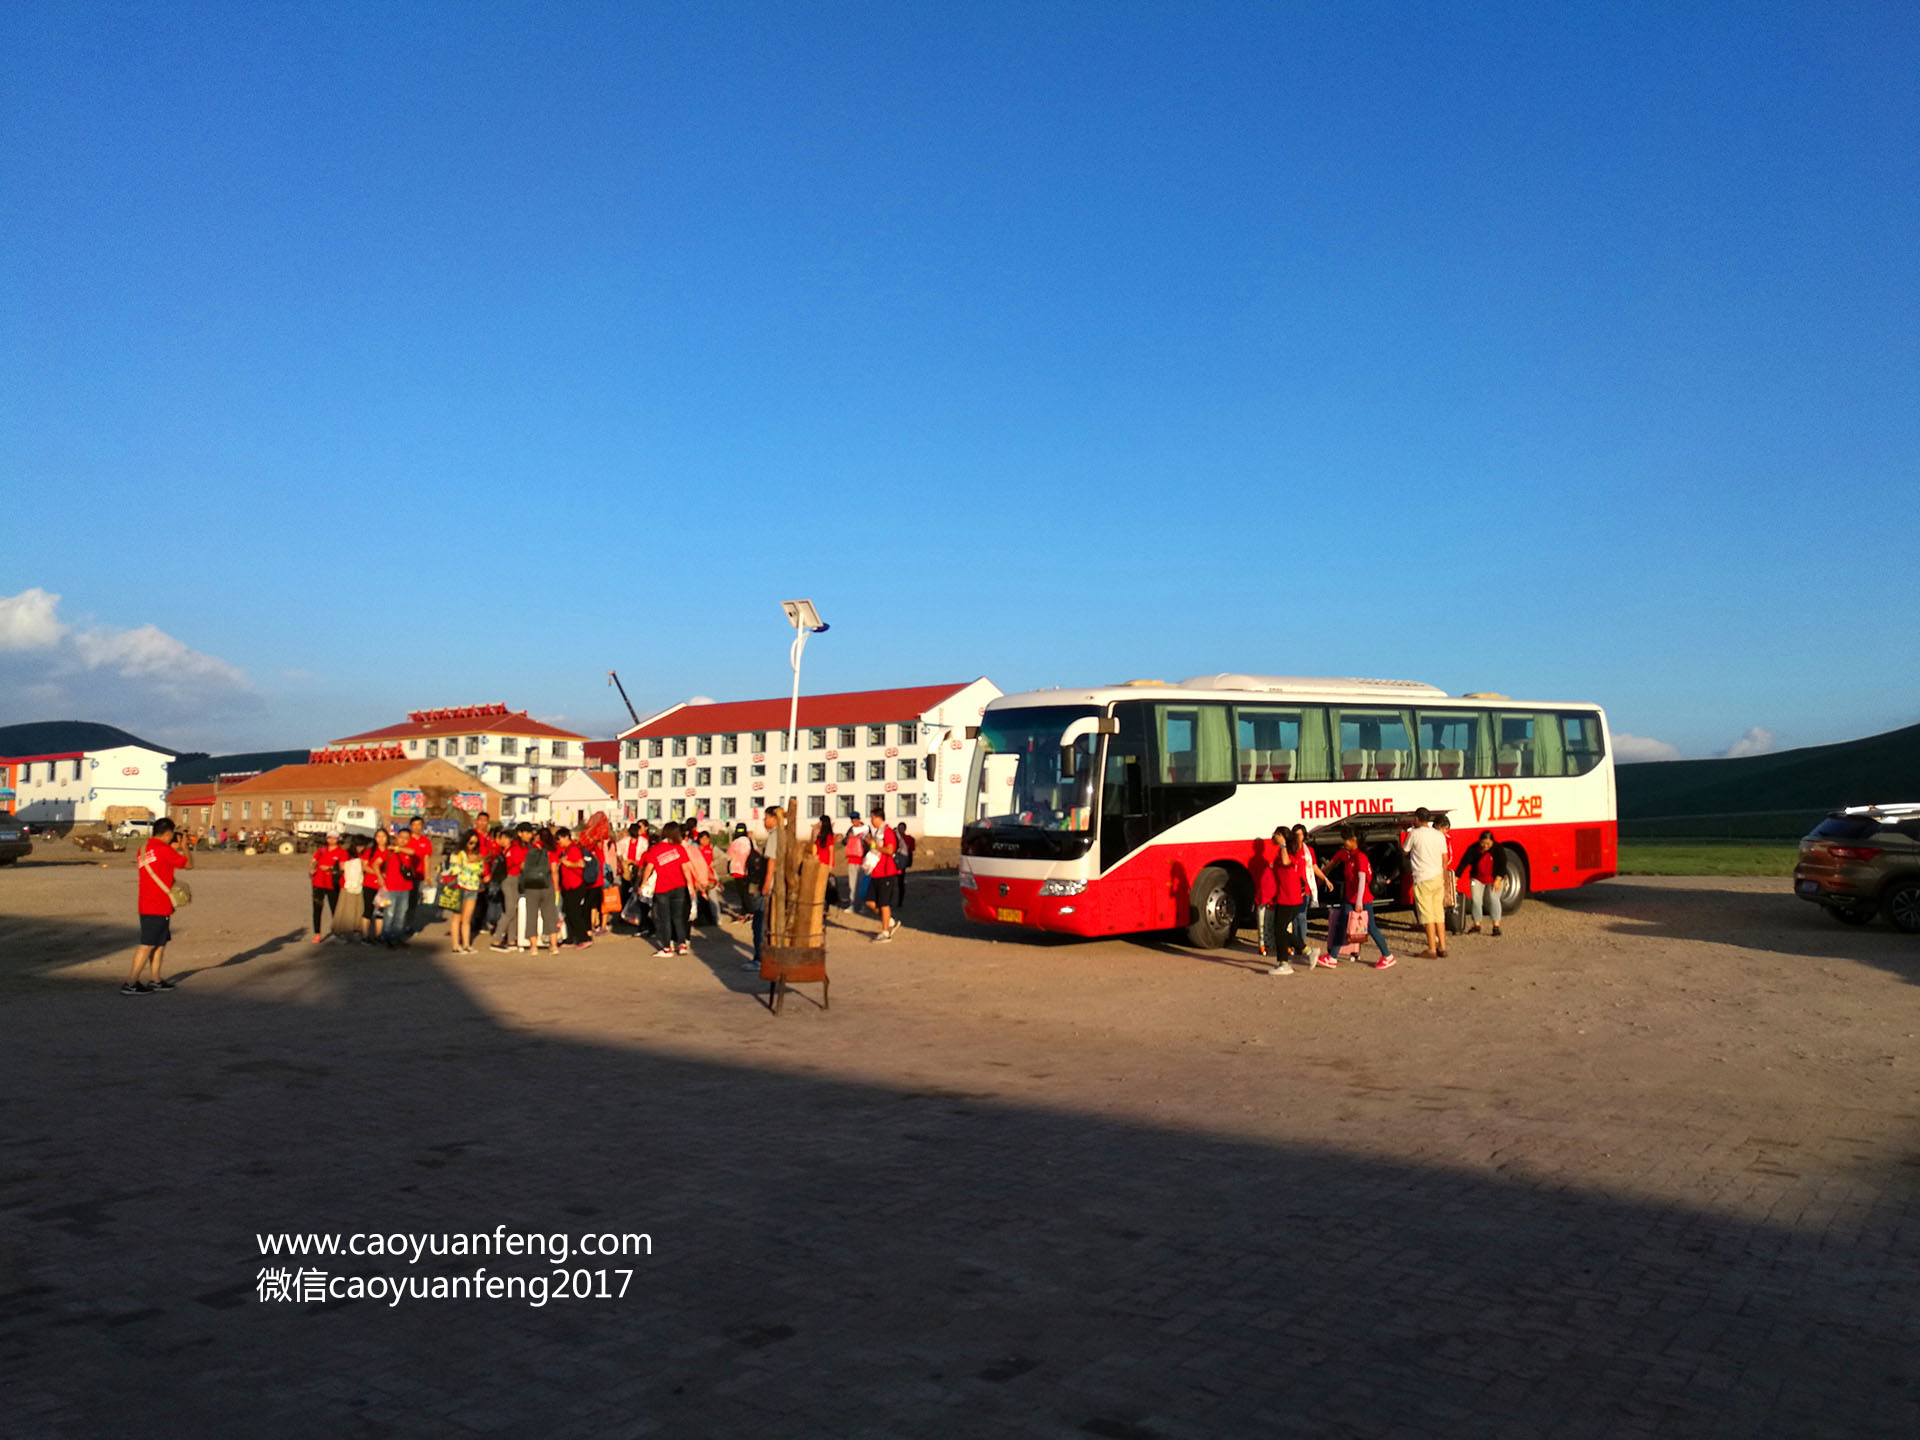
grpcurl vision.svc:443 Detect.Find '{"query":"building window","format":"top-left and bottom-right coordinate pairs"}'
top-left (866, 794), bottom-right (886, 818)
top-left (808, 762), bottom-right (826, 783)
top-left (720, 797), bottom-right (737, 820)
top-left (222, 802), bottom-right (232, 821)
top-left (807, 795), bottom-right (826, 818)
top-left (899, 758), bottom-right (919, 780)
top-left (624, 771), bottom-right (639, 789)
top-left (647, 769), bottom-right (663, 788)
top-left (425, 739), bottom-right (439, 758)
top-left (868, 725), bottom-right (886, 746)
top-left (466, 736), bottom-right (481, 756)
top-left (671, 737), bottom-right (688, 757)
top-left (751, 732), bottom-right (767, 752)
top-left (696, 736), bottom-right (712, 755)
top-left (720, 766), bottom-right (737, 786)
top-left (501, 738), bottom-right (519, 757)
top-left (899, 722), bottom-right (917, 745)
top-left (551, 769), bottom-right (565, 787)
top-left (750, 764), bottom-right (766, 778)
top-left (867, 760), bottom-right (886, 781)
top-left (670, 768), bottom-right (686, 787)
top-left (283, 799), bottom-right (295, 819)
top-left (721, 735), bottom-right (739, 754)
top-left (304, 799), bottom-right (315, 817)
top-left (899, 794), bottom-right (918, 818)
top-left (72, 759), bottom-right (84, 780)
top-left (324, 799), bottom-right (337, 816)
top-left (837, 726), bottom-right (857, 748)
top-left (648, 739), bottom-right (664, 758)
top-left (552, 740), bottom-right (569, 759)
top-left (623, 740), bottom-right (640, 761)
top-left (499, 765), bottom-right (518, 785)
top-left (646, 800), bottom-right (661, 820)
top-left (695, 767), bottom-right (711, 786)
top-left (241, 801), bottom-right (251, 820)
top-left (835, 795), bottom-right (857, 818)
top-left (837, 761), bottom-right (855, 782)
top-left (407, 739), bottom-right (418, 753)
top-left (527, 746), bottom-right (541, 766)
top-left (808, 728), bottom-right (827, 749)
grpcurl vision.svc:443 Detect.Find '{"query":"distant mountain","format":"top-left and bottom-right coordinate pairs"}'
top-left (169, 750), bottom-right (312, 786)
top-left (1617, 722), bottom-right (1920, 836)
top-left (0, 720), bottom-right (176, 758)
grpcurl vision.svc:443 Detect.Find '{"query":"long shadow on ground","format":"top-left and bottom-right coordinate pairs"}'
top-left (2, 941), bottom-right (1915, 1439)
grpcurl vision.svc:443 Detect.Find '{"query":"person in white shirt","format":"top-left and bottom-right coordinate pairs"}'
top-left (1402, 808), bottom-right (1451, 960)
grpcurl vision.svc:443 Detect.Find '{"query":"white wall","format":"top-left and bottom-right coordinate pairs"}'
top-left (12, 745), bottom-right (173, 823)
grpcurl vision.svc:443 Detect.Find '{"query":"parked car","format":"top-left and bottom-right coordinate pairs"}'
top-left (113, 817), bottom-right (155, 838)
top-left (0, 812), bottom-right (31, 865)
top-left (1794, 804), bottom-right (1920, 933)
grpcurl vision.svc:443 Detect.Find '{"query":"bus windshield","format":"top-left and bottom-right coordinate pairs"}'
top-left (965, 706), bottom-right (1101, 834)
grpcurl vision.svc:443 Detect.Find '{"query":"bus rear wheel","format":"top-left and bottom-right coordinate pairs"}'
top-left (1186, 866), bottom-right (1239, 949)
top-left (1498, 849), bottom-right (1528, 913)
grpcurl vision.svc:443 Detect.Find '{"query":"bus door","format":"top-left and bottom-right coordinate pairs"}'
top-left (1100, 702), bottom-right (1151, 872)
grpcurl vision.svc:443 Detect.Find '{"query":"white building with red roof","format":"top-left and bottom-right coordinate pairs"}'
top-left (321, 704), bottom-right (591, 823)
top-left (615, 678), bottom-right (1000, 836)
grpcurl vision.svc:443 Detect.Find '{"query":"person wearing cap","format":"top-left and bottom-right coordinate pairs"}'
top-left (726, 822), bottom-right (753, 918)
top-left (309, 831), bottom-right (347, 943)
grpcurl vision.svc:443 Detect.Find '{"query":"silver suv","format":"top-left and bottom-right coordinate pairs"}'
top-left (1795, 804), bottom-right (1920, 933)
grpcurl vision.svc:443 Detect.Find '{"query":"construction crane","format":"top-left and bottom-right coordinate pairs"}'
top-left (606, 670), bottom-right (640, 726)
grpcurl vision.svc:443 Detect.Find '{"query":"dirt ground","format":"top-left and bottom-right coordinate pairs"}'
top-left (3, 852), bottom-right (1916, 1437)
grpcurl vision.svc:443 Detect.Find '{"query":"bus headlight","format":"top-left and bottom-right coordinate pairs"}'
top-left (1039, 879), bottom-right (1086, 897)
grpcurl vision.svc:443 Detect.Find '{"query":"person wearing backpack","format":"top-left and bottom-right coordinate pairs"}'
top-left (892, 822), bottom-right (915, 917)
top-left (515, 827), bottom-right (561, 952)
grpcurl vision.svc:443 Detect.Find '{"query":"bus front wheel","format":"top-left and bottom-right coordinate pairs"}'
top-left (1186, 866), bottom-right (1239, 948)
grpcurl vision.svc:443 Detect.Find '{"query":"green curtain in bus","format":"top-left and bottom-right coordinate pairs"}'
top-left (1296, 706), bottom-right (1331, 781)
top-left (1534, 712), bottom-right (1566, 777)
top-left (1196, 705), bottom-right (1232, 783)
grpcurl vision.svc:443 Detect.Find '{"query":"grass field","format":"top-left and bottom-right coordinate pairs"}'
top-left (1616, 841), bottom-right (1799, 876)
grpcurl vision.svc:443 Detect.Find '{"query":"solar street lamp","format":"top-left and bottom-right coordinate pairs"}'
top-left (780, 600), bottom-right (829, 807)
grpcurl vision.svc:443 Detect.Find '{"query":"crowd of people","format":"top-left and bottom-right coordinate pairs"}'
top-left (1250, 809), bottom-right (1511, 975)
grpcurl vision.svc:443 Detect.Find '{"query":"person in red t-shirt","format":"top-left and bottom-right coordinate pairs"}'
top-left (1317, 827), bottom-right (1395, 970)
top-left (401, 817), bottom-right (435, 941)
top-left (309, 833), bottom-right (346, 943)
top-left (367, 830), bottom-right (412, 947)
top-left (554, 826), bottom-right (594, 949)
top-left (1253, 827), bottom-right (1286, 961)
top-left (866, 808), bottom-right (902, 942)
top-left (638, 822), bottom-right (694, 956)
top-left (126, 818), bottom-right (193, 993)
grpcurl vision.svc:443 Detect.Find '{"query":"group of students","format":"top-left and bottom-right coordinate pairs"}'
top-left (1251, 810), bottom-right (1511, 976)
top-left (306, 818), bottom-right (441, 949)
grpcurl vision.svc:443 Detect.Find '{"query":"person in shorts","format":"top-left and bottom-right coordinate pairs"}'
top-left (126, 817), bottom-right (193, 994)
top-left (865, 808), bottom-right (902, 942)
top-left (1402, 807), bottom-right (1451, 959)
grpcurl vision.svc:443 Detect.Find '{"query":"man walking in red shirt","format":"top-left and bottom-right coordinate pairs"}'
top-left (125, 818), bottom-right (193, 994)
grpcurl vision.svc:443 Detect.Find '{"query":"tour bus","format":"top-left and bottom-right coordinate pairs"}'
top-left (958, 675), bottom-right (1616, 948)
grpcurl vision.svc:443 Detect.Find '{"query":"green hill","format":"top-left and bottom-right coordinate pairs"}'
top-left (1617, 722), bottom-right (1920, 838)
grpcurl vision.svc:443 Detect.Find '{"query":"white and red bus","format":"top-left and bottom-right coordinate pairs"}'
top-left (958, 675), bottom-right (1616, 947)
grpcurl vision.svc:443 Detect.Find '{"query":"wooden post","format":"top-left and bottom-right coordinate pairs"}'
top-left (762, 804), bottom-right (828, 1013)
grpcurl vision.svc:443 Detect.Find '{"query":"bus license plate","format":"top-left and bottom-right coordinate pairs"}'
top-left (995, 907), bottom-right (1024, 924)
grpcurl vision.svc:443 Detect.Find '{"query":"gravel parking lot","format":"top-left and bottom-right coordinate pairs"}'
top-left (3, 854), bottom-right (1916, 1438)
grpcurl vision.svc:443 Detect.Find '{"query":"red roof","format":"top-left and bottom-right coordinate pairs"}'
top-left (221, 760), bottom-right (424, 793)
top-left (332, 706), bottom-right (586, 745)
top-left (167, 784), bottom-right (218, 807)
top-left (582, 739), bottom-right (620, 767)
top-left (620, 682), bottom-right (975, 740)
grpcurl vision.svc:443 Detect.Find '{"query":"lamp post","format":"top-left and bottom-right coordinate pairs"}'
top-left (779, 599), bottom-right (829, 808)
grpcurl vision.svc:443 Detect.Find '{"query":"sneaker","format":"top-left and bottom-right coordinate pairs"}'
top-left (151, 976), bottom-right (179, 990)
top-left (1373, 955), bottom-right (1396, 969)
top-left (872, 928), bottom-right (892, 943)
top-left (1267, 962), bottom-right (1296, 976)
top-left (652, 947), bottom-right (673, 958)
top-left (1491, 926), bottom-right (1502, 937)
top-left (309, 934), bottom-right (324, 944)
top-left (576, 941), bottom-right (594, 951)
top-left (1313, 954), bottom-right (1337, 969)
top-left (119, 981), bottom-right (151, 995)
top-left (739, 959), bottom-right (760, 971)
top-left (675, 944), bottom-right (689, 955)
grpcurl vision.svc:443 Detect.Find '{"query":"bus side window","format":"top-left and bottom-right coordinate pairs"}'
top-left (1557, 711), bottom-right (1605, 775)
top-left (1416, 711), bottom-right (1488, 779)
top-left (1497, 715), bottom-right (1535, 777)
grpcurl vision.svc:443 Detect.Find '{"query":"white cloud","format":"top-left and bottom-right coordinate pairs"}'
top-left (0, 587), bottom-right (68, 651)
top-left (1613, 732), bottom-right (1683, 763)
top-left (1722, 726), bottom-right (1776, 759)
top-left (0, 587), bottom-right (259, 741)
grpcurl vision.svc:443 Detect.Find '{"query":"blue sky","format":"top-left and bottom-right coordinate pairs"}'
top-left (4, 2), bottom-right (1916, 760)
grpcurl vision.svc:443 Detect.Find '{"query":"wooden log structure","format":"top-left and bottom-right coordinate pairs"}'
top-left (761, 804), bottom-right (829, 1014)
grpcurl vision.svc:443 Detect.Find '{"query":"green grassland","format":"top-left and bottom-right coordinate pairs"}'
top-left (1615, 842), bottom-right (1799, 877)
